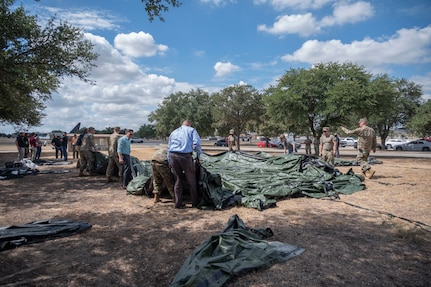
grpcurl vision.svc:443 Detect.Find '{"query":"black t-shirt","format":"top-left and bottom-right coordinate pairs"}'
top-left (62, 136), bottom-right (68, 147)
top-left (16, 135), bottom-right (27, 147)
top-left (52, 137), bottom-right (62, 147)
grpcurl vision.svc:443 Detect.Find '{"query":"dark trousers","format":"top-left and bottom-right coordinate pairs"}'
top-left (61, 145), bottom-right (68, 161)
top-left (122, 154), bottom-right (132, 188)
top-left (55, 146), bottom-right (63, 159)
top-left (170, 153), bottom-right (199, 207)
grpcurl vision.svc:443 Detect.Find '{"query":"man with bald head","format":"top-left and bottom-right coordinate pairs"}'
top-left (167, 120), bottom-right (202, 209)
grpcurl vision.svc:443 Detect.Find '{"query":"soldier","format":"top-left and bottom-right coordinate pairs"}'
top-left (227, 129), bottom-right (237, 151)
top-left (341, 118), bottom-right (377, 179)
top-left (319, 127), bottom-right (337, 166)
top-left (79, 127), bottom-right (97, 177)
top-left (151, 148), bottom-right (175, 203)
top-left (106, 127), bottom-right (123, 183)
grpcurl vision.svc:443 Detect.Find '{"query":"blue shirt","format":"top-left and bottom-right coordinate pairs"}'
top-left (117, 135), bottom-right (131, 155)
top-left (167, 125), bottom-right (202, 161)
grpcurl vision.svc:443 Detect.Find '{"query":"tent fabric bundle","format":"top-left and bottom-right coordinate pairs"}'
top-left (169, 214), bottom-right (305, 287)
top-left (126, 152), bottom-right (367, 210)
top-left (0, 219), bottom-right (92, 251)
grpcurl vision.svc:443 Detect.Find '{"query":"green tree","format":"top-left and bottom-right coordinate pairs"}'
top-left (211, 84), bottom-right (264, 150)
top-left (148, 89), bottom-right (213, 137)
top-left (0, 0), bottom-right (98, 129)
top-left (406, 100), bottom-right (431, 137)
top-left (264, 62), bottom-right (371, 138)
top-left (136, 124), bottom-right (156, 139)
top-left (367, 76), bottom-right (422, 146)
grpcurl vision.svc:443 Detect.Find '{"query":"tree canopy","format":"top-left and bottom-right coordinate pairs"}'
top-left (211, 84), bottom-right (264, 149)
top-left (148, 89), bottom-right (213, 137)
top-left (0, 0), bottom-right (98, 129)
top-left (140, 0), bottom-right (182, 22)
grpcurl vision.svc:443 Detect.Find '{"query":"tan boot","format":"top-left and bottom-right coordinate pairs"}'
top-left (367, 168), bottom-right (376, 179)
top-left (154, 194), bottom-right (161, 203)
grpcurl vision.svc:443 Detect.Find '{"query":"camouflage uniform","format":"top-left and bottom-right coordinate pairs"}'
top-left (341, 122), bottom-right (377, 174)
top-left (105, 130), bottom-right (123, 182)
top-left (79, 129), bottom-right (96, 176)
top-left (151, 148), bottom-right (175, 201)
top-left (320, 133), bottom-right (336, 165)
top-left (228, 130), bottom-right (236, 151)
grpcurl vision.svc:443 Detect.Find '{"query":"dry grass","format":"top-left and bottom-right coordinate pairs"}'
top-left (0, 143), bottom-right (430, 287)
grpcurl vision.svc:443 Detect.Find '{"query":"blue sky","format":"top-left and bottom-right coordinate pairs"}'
top-left (2, 0), bottom-right (431, 134)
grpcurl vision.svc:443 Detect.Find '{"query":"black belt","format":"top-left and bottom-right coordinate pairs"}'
top-left (171, 152), bottom-right (192, 155)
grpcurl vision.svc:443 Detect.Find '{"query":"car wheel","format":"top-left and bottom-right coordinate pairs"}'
top-left (422, 147), bottom-right (430, 151)
top-left (395, 146), bottom-right (402, 151)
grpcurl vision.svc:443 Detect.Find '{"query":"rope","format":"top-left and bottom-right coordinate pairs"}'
top-left (325, 198), bottom-right (431, 232)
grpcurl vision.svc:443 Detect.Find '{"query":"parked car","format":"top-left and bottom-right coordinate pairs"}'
top-left (130, 137), bottom-right (144, 143)
top-left (340, 137), bottom-right (357, 147)
top-left (385, 139), bottom-right (409, 149)
top-left (256, 140), bottom-right (278, 148)
top-left (390, 140), bottom-right (431, 151)
top-left (214, 138), bottom-right (228, 147)
top-left (207, 136), bottom-right (217, 140)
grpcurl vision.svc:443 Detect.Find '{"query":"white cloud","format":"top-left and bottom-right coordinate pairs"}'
top-left (281, 25), bottom-right (431, 68)
top-left (258, 2), bottom-right (374, 37)
top-left (214, 62), bottom-right (241, 77)
top-left (44, 7), bottom-right (122, 31)
top-left (36, 33), bottom-right (182, 132)
top-left (321, 1), bottom-right (374, 26)
top-left (114, 31), bottom-right (168, 58)
top-left (254, 0), bottom-right (333, 10)
top-left (411, 73), bottom-right (431, 100)
top-left (257, 13), bottom-right (320, 37)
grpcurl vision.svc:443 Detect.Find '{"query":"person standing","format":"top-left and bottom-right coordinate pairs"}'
top-left (76, 129), bottom-right (87, 168)
top-left (23, 133), bottom-right (30, 158)
top-left (227, 129), bottom-right (237, 152)
top-left (118, 129), bottom-right (134, 189)
top-left (304, 136), bottom-right (312, 155)
top-left (61, 132), bottom-right (68, 161)
top-left (51, 135), bottom-right (63, 160)
top-left (15, 132), bottom-right (27, 161)
top-left (35, 135), bottom-right (42, 160)
top-left (29, 133), bottom-right (37, 161)
top-left (341, 118), bottom-right (377, 179)
top-left (319, 127), bottom-right (337, 166)
top-left (71, 134), bottom-right (79, 159)
top-left (167, 120), bottom-right (202, 209)
top-left (151, 148), bottom-right (175, 203)
top-left (106, 127), bottom-right (123, 183)
top-left (79, 127), bottom-right (96, 177)
top-left (334, 133), bottom-right (341, 158)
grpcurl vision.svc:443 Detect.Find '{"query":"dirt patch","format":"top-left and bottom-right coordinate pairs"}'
top-left (0, 147), bottom-right (430, 287)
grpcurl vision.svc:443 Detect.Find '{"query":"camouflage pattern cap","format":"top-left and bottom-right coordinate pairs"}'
top-left (229, 129), bottom-right (234, 134)
top-left (358, 118), bottom-right (367, 124)
top-left (322, 127), bottom-right (329, 131)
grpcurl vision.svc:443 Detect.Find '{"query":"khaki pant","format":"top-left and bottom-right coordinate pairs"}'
top-left (321, 150), bottom-right (334, 165)
top-left (106, 154), bottom-right (123, 180)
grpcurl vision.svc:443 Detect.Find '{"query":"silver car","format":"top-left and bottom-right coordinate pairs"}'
top-left (391, 140), bottom-right (431, 151)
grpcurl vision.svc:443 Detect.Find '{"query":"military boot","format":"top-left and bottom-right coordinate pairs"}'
top-left (367, 168), bottom-right (376, 179)
top-left (154, 193), bottom-right (161, 203)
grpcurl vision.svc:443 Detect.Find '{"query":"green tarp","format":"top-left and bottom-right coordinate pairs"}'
top-left (169, 214), bottom-right (305, 287)
top-left (126, 152), bottom-right (368, 210)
